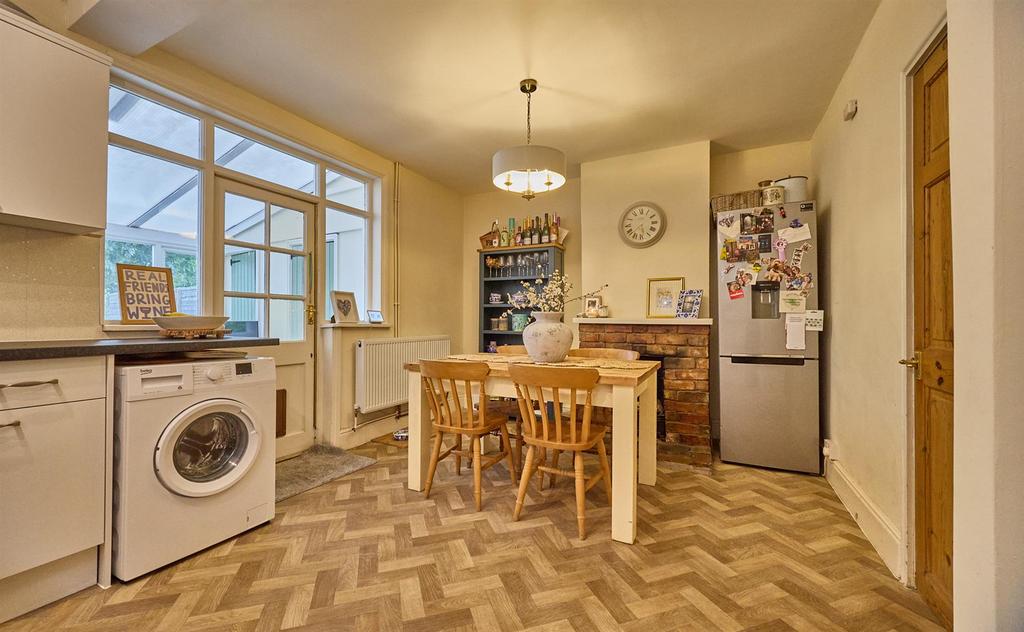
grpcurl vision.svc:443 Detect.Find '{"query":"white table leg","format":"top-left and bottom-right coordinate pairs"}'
top-left (639, 376), bottom-right (657, 486)
top-left (611, 385), bottom-right (639, 543)
top-left (407, 372), bottom-right (430, 491)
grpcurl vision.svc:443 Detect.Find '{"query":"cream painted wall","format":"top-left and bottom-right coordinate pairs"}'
top-left (710, 141), bottom-right (812, 195)
top-left (397, 166), bottom-right (463, 346)
top-left (580, 142), bottom-right (710, 319)
top-left (810, 0), bottom-right (946, 578)
top-left (461, 179), bottom-right (582, 353)
top-left (947, 0), bottom-right (1024, 627)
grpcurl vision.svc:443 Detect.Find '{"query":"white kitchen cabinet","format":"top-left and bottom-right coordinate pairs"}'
top-left (0, 11), bottom-right (111, 234)
top-left (0, 356), bottom-right (109, 623)
top-left (0, 399), bottom-right (105, 579)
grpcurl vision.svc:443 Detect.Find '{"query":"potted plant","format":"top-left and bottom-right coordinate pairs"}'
top-left (505, 271), bottom-right (606, 363)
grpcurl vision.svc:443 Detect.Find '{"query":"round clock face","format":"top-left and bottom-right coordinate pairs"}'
top-left (619, 202), bottom-right (666, 248)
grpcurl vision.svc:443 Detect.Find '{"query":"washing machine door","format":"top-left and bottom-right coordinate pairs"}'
top-left (154, 398), bottom-right (262, 497)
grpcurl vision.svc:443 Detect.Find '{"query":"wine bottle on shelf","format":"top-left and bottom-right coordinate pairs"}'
top-left (527, 219), bottom-right (535, 245)
top-left (541, 213), bottom-right (550, 243)
top-left (490, 220), bottom-right (499, 248)
top-left (514, 223), bottom-right (523, 246)
top-left (499, 225), bottom-right (509, 247)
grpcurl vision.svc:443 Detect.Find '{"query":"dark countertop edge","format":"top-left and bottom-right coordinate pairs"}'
top-left (0, 337), bottom-right (280, 361)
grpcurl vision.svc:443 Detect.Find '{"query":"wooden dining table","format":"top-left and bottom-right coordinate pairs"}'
top-left (404, 353), bottom-right (660, 544)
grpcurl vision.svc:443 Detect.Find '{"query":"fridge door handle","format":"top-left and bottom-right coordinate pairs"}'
top-left (730, 356), bottom-right (806, 366)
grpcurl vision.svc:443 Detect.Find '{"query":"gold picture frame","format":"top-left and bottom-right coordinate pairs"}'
top-left (646, 277), bottom-right (684, 318)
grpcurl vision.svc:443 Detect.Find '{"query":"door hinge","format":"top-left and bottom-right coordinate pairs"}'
top-left (899, 351), bottom-right (922, 380)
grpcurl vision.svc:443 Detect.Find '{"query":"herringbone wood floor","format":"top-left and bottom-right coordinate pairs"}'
top-left (3, 437), bottom-right (944, 631)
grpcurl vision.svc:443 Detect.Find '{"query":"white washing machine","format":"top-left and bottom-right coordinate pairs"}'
top-left (113, 357), bottom-right (276, 581)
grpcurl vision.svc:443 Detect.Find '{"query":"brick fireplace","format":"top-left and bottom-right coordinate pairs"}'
top-left (577, 320), bottom-right (712, 469)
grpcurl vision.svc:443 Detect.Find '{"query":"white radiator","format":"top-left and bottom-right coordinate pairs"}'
top-left (354, 335), bottom-right (450, 416)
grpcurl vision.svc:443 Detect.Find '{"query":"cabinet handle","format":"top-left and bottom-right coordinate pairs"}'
top-left (0, 420), bottom-right (21, 429)
top-left (0, 378), bottom-right (59, 389)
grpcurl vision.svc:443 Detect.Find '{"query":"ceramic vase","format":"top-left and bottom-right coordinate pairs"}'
top-left (522, 311), bottom-right (573, 363)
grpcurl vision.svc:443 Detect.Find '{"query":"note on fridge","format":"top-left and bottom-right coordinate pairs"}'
top-left (778, 223), bottom-right (812, 243)
top-left (785, 313), bottom-right (807, 350)
top-left (805, 310), bottom-right (825, 331)
top-left (780, 290), bottom-right (806, 313)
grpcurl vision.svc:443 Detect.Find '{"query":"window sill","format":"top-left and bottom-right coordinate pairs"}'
top-left (319, 322), bottom-right (391, 329)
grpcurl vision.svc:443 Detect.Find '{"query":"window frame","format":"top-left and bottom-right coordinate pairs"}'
top-left (102, 77), bottom-right (381, 328)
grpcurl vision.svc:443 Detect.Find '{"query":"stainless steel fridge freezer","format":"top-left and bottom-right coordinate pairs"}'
top-left (715, 201), bottom-right (820, 474)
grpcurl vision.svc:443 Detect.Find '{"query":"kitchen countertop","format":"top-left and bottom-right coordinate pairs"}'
top-left (0, 337), bottom-right (280, 361)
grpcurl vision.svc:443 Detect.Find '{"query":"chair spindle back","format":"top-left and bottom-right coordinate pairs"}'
top-left (420, 360), bottom-right (490, 431)
top-left (509, 365), bottom-right (600, 446)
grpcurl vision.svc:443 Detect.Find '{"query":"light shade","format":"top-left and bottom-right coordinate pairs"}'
top-left (492, 144), bottom-right (567, 198)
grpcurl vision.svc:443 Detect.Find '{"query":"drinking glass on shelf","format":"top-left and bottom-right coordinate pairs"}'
top-left (540, 251), bottom-right (550, 276)
top-left (516, 254), bottom-right (524, 277)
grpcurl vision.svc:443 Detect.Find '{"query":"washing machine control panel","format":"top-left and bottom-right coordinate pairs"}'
top-left (192, 360), bottom-right (269, 385)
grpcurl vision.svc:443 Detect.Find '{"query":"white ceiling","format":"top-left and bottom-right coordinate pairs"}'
top-left (68, 0), bottom-right (879, 193)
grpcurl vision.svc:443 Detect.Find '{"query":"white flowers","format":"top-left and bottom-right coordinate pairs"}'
top-left (504, 271), bottom-right (606, 316)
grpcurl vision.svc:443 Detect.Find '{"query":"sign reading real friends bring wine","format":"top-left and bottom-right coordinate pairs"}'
top-left (116, 263), bottom-right (177, 323)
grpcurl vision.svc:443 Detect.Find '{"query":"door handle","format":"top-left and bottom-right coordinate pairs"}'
top-left (899, 351), bottom-right (921, 380)
top-left (0, 378), bottom-right (59, 389)
top-left (0, 420), bottom-right (22, 429)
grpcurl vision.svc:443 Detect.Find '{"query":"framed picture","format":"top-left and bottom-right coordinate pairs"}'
top-left (676, 289), bottom-right (703, 318)
top-left (331, 290), bottom-right (359, 323)
top-left (116, 263), bottom-right (176, 324)
top-left (583, 296), bottom-right (602, 315)
top-left (366, 309), bottom-right (385, 324)
top-left (646, 277), bottom-right (684, 318)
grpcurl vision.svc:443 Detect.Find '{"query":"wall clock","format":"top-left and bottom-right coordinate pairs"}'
top-left (619, 202), bottom-right (667, 248)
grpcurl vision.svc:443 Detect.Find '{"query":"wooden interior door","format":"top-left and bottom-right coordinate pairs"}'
top-left (911, 32), bottom-right (953, 629)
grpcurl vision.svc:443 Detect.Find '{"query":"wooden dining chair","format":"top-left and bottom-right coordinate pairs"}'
top-left (421, 360), bottom-right (517, 511)
top-left (569, 347), bottom-right (640, 361)
top-left (509, 364), bottom-right (612, 539)
top-left (490, 344), bottom-right (528, 469)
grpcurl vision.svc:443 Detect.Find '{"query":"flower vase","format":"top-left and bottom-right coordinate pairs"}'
top-left (522, 312), bottom-right (573, 363)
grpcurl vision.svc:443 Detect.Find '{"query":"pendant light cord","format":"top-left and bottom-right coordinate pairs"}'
top-left (526, 91), bottom-right (532, 145)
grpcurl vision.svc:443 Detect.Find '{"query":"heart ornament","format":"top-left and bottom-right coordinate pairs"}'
top-left (339, 299), bottom-right (352, 316)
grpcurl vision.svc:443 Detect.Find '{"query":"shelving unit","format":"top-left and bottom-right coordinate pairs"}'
top-left (479, 243), bottom-right (564, 352)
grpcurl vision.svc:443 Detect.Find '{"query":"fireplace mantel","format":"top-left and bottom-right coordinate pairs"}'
top-left (573, 317), bottom-right (713, 326)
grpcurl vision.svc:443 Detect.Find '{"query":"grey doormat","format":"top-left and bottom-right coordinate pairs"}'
top-left (275, 445), bottom-right (376, 502)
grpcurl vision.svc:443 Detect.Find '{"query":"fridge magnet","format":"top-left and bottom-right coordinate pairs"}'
top-left (724, 240), bottom-right (742, 263)
top-left (735, 268), bottom-right (755, 287)
top-left (723, 263), bottom-right (736, 276)
top-left (805, 310), bottom-right (825, 331)
top-left (775, 238), bottom-right (788, 260)
top-left (752, 261), bottom-right (762, 272)
top-left (676, 289), bottom-right (703, 318)
top-left (780, 290), bottom-right (806, 313)
top-left (647, 277), bottom-right (685, 318)
top-left (718, 214), bottom-right (740, 239)
top-left (757, 233), bottom-right (772, 253)
top-left (791, 243), bottom-right (813, 269)
top-left (737, 235), bottom-right (759, 262)
top-left (779, 207), bottom-right (787, 218)
top-left (727, 281), bottom-right (745, 300)
top-left (785, 313), bottom-right (807, 350)
top-left (762, 258), bottom-right (786, 282)
top-left (789, 218), bottom-right (804, 228)
top-left (778, 223), bottom-right (812, 243)
top-left (755, 208), bottom-right (775, 233)
top-left (740, 213), bottom-right (758, 235)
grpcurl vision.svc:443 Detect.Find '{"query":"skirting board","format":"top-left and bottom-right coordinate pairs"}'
top-left (826, 460), bottom-right (905, 581)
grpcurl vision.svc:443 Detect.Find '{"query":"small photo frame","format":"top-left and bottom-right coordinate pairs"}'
top-left (330, 290), bottom-right (359, 323)
top-left (647, 277), bottom-right (684, 318)
top-left (676, 289), bottom-right (703, 318)
top-left (366, 309), bottom-right (385, 324)
top-left (583, 296), bottom-right (603, 313)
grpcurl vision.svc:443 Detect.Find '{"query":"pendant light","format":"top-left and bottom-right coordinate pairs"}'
top-left (492, 78), bottom-right (566, 200)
